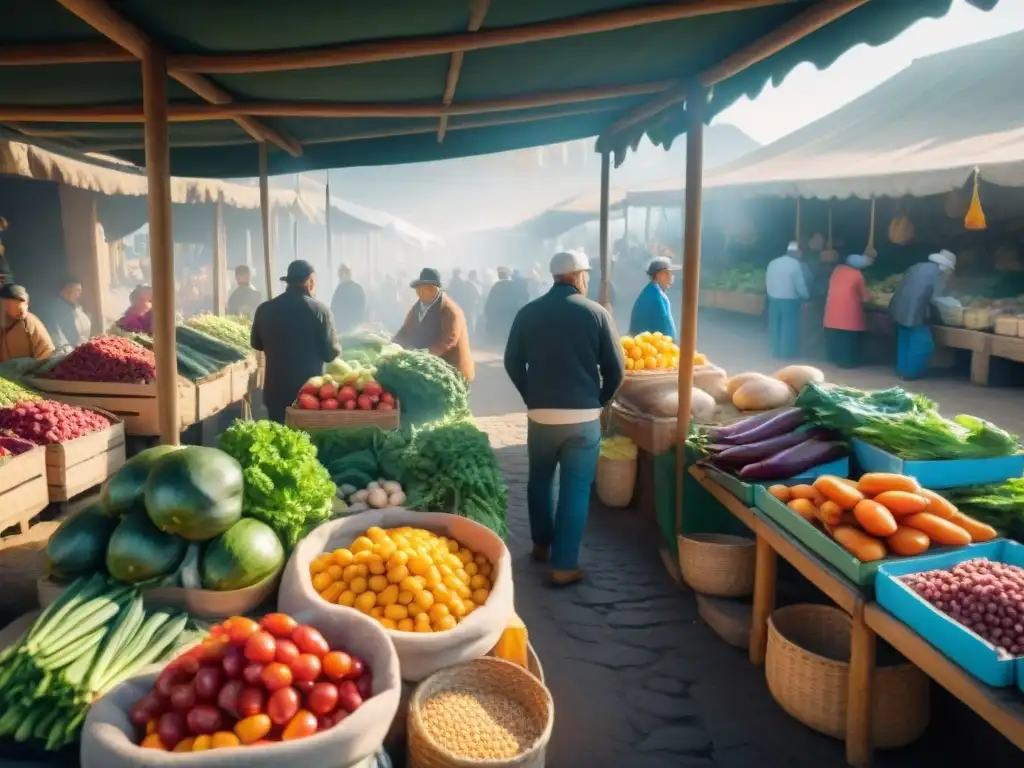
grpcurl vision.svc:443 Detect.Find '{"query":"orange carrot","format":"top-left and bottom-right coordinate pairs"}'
top-left (947, 510), bottom-right (998, 542)
top-left (831, 526), bottom-right (888, 562)
top-left (768, 485), bottom-right (792, 503)
top-left (814, 475), bottom-right (864, 510)
top-left (872, 491), bottom-right (929, 517)
top-left (853, 499), bottom-right (898, 537)
top-left (903, 512), bottom-right (971, 547)
top-left (919, 488), bottom-right (958, 520)
top-left (886, 525), bottom-right (931, 556)
top-left (789, 484), bottom-right (824, 505)
top-left (816, 500), bottom-right (844, 526)
top-left (857, 473), bottom-right (922, 497)
top-left (788, 498), bottom-right (818, 523)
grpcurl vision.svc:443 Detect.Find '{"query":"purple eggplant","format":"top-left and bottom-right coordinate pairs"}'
top-left (0, 435), bottom-right (36, 455)
top-left (738, 439), bottom-right (847, 481)
top-left (709, 407), bottom-right (795, 440)
top-left (711, 427), bottom-right (830, 468)
top-left (723, 408), bottom-right (807, 446)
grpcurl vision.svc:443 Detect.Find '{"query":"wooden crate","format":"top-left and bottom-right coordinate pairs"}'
top-left (195, 368), bottom-right (234, 421)
top-left (230, 357), bottom-right (257, 402)
top-left (25, 375), bottom-right (198, 436)
top-left (45, 408), bottom-right (126, 502)
top-left (717, 291), bottom-right (767, 315)
top-left (285, 400), bottom-right (400, 432)
top-left (0, 447), bottom-right (49, 536)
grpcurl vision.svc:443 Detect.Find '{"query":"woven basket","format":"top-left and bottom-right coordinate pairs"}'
top-left (766, 605), bottom-right (929, 748)
top-left (285, 400), bottom-right (400, 432)
top-left (678, 533), bottom-right (756, 597)
top-left (595, 455), bottom-right (636, 508)
top-left (408, 657), bottom-right (554, 768)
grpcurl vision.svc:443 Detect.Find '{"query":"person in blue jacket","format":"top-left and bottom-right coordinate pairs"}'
top-left (629, 256), bottom-right (680, 339)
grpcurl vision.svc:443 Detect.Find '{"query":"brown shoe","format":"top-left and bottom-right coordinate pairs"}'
top-left (531, 544), bottom-right (550, 563)
top-left (549, 568), bottom-right (585, 586)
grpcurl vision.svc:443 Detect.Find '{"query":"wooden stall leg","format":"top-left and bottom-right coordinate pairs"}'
top-left (970, 349), bottom-right (991, 386)
top-left (846, 602), bottom-right (876, 768)
top-left (749, 533), bottom-right (776, 666)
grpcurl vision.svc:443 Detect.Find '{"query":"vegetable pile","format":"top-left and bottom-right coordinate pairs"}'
top-left (0, 363), bottom-right (42, 406)
top-left (130, 613), bottom-right (373, 751)
top-left (372, 349), bottom-right (469, 427)
top-left (940, 479), bottom-right (1024, 542)
top-left (337, 331), bottom-right (400, 367)
top-left (184, 314), bottom-right (252, 352)
top-left (701, 266), bottom-right (765, 293)
top-left (340, 479), bottom-right (406, 514)
top-left (0, 575), bottom-right (197, 751)
top-left (902, 558), bottom-right (1024, 656)
top-left (768, 473), bottom-right (996, 562)
top-left (311, 526), bottom-right (493, 633)
top-left (312, 426), bottom-right (409, 492)
top-left (620, 332), bottom-right (680, 372)
top-left (48, 336), bottom-right (156, 384)
top-left (0, 401), bottom-right (110, 445)
top-left (294, 372), bottom-right (395, 413)
top-left (219, 421), bottom-right (335, 550)
top-left (125, 326), bottom-right (249, 382)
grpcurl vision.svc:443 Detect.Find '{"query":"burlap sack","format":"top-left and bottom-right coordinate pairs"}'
top-left (81, 608), bottom-right (400, 768)
top-left (279, 510), bottom-right (513, 683)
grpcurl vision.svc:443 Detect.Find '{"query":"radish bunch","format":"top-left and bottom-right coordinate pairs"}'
top-left (50, 335), bottom-right (156, 384)
top-left (0, 400), bottom-right (110, 444)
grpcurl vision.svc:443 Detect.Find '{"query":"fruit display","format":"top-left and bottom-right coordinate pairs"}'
top-left (619, 332), bottom-right (680, 371)
top-left (310, 526), bottom-right (494, 633)
top-left (128, 613), bottom-right (374, 751)
top-left (293, 370), bottom-right (395, 413)
top-left (902, 558), bottom-right (1024, 656)
top-left (338, 479), bottom-right (406, 514)
top-left (600, 435), bottom-right (638, 461)
top-left (47, 335), bottom-right (156, 384)
top-left (768, 473), bottom-right (997, 562)
top-left (0, 575), bottom-right (198, 751)
top-left (0, 400), bottom-right (111, 445)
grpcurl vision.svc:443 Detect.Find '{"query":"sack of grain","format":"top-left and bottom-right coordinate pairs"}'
top-left (279, 511), bottom-right (514, 683)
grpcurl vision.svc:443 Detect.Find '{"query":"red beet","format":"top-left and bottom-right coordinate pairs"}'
top-left (0, 400), bottom-right (110, 445)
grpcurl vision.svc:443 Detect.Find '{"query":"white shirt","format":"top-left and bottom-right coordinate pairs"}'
top-left (527, 408), bottom-right (603, 425)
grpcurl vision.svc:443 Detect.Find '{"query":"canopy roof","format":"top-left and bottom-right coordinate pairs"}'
top-left (0, 0), bottom-right (997, 178)
top-left (629, 26), bottom-right (1024, 205)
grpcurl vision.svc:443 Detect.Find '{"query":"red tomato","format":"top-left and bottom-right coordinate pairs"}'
top-left (237, 686), bottom-right (265, 718)
top-left (244, 631), bottom-right (277, 664)
top-left (169, 684), bottom-right (197, 713)
top-left (260, 613), bottom-right (299, 638)
top-left (317, 714), bottom-right (333, 732)
top-left (157, 712), bottom-right (187, 750)
top-left (221, 647), bottom-right (245, 680)
top-left (290, 626), bottom-right (330, 658)
top-left (129, 692), bottom-right (167, 727)
top-left (193, 666), bottom-right (223, 701)
top-left (336, 680), bottom-right (363, 713)
top-left (274, 639), bottom-right (300, 666)
top-left (185, 704), bottom-right (224, 735)
top-left (155, 659), bottom-right (198, 698)
top-left (224, 616), bottom-right (261, 646)
top-left (201, 636), bottom-right (230, 663)
top-left (208, 624), bottom-right (228, 639)
top-left (306, 682), bottom-right (339, 716)
top-left (293, 679), bottom-right (314, 693)
top-left (267, 687), bottom-right (300, 726)
top-left (355, 673), bottom-right (373, 700)
top-left (217, 680), bottom-right (245, 717)
top-left (290, 653), bottom-right (322, 683)
top-left (347, 657), bottom-right (365, 680)
top-left (282, 710), bottom-right (318, 741)
top-left (260, 662), bottom-right (294, 692)
top-left (242, 663), bottom-right (265, 685)
top-left (321, 651), bottom-right (352, 681)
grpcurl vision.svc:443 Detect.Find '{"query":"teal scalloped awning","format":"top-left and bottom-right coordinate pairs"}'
top-left (0, 0), bottom-right (1000, 177)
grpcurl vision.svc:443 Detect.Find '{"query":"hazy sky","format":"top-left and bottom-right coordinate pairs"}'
top-left (714, 0), bottom-right (1024, 145)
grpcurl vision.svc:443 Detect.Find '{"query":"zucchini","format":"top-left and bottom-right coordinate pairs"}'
top-left (35, 594), bottom-right (127, 660)
top-left (31, 583), bottom-right (132, 654)
top-left (33, 708), bottom-right (60, 740)
top-left (98, 613), bottom-right (188, 694)
top-left (38, 626), bottom-right (108, 670)
top-left (85, 595), bottom-right (145, 693)
top-left (45, 709), bottom-right (71, 751)
top-left (26, 574), bottom-right (106, 649)
top-left (92, 610), bottom-right (170, 692)
top-left (14, 706), bottom-right (43, 742)
top-left (0, 704), bottom-right (24, 736)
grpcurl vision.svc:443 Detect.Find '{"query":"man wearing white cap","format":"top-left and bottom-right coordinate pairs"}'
top-left (888, 249), bottom-right (957, 379)
top-left (629, 256), bottom-right (680, 339)
top-left (765, 241), bottom-right (810, 358)
top-left (504, 251), bottom-right (625, 586)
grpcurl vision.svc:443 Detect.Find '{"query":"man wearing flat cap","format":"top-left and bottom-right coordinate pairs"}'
top-left (629, 256), bottom-right (680, 339)
top-left (394, 267), bottom-right (474, 382)
top-left (0, 284), bottom-right (54, 363)
top-left (250, 260), bottom-right (340, 423)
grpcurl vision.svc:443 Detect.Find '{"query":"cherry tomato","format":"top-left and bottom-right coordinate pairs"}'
top-left (337, 680), bottom-right (363, 713)
top-left (140, 733), bottom-right (166, 750)
top-left (307, 682), bottom-right (339, 716)
top-left (208, 624), bottom-right (228, 639)
top-left (267, 686), bottom-right (300, 726)
top-left (260, 662), bottom-right (294, 691)
top-left (260, 613), bottom-right (299, 638)
top-left (130, 691), bottom-right (167, 727)
top-left (186, 704), bottom-right (224, 735)
top-left (211, 731), bottom-right (241, 749)
top-left (181, 645), bottom-right (207, 662)
top-left (317, 714), bottom-right (334, 732)
top-left (356, 673), bottom-right (373, 700)
top-left (347, 656), bottom-right (366, 680)
top-left (237, 686), bottom-right (265, 718)
top-left (224, 616), bottom-right (261, 647)
top-left (169, 684), bottom-right (197, 713)
top-left (145, 719), bottom-right (158, 735)
top-left (321, 651), bottom-right (352, 681)
top-left (191, 734), bottom-right (212, 751)
top-left (200, 636), bottom-right (230, 663)
top-left (244, 631), bottom-right (277, 663)
top-left (274, 639), bottom-right (300, 666)
top-left (242, 663), bottom-right (265, 685)
top-left (217, 680), bottom-right (245, 717)
top-left (193, 666), bottom-right (223, 701)
top-left (290, 653), bottom-right (322, 683)
top-left (172, 737), bottom-right (194, 752)
top-left (282, 710), bottom-right (318, 741)
top-left (234, 713), bottom-right (272, 745)
top-left (222, 646), bottom-right (245, 679)
top-left (155, 658), bottom-right (198, 698)
top-left (290, 625), bottom-right (330, 657)
top-left (157, 712), bottom-right (187, 751)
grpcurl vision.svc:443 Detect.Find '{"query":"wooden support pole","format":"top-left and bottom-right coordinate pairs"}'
top-left (749, 534), bottom-right (777, 666)
top-left (674, 91), bottom-right (706, 539)
top-left (598, 150), bottom-right (611, 309)
top-left (438, 0), bottom-right (492, 142)
top-left (213, 199), bottom-right (226, 315)
top-left (259, 143), bottom-right (274, 299)
top-left (846, 602), bottom-right (877, 767)
top-left (325, 171), bottom-right (333, 277)
top-left (142, 49), bottom-right (180, 446)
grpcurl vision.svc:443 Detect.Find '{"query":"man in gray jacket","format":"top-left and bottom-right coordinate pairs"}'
top-left (888, 249), bottom-right (956, 379)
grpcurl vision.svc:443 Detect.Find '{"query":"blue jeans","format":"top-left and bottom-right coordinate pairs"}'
top-left (526, 419), bottom-right (601, 570)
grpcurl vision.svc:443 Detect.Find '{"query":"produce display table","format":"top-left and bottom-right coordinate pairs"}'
top-left (700, 290), bottom-right (767, 316)
top-left (0, 447), bottom-right (48, 535)
top-left (45, 409), bottom-right (126, 502)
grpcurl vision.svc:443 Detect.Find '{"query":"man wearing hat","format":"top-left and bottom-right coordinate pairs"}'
top-left (888, 249), bottom-right (957, 379)
top-left (0, 284), bottom-right (55, 363)
top-left (765, 241), bottom-right (811, 358)
top-left (629, 256), bottom-right (680, 339)
top-left (394, 268), bottom-right (474, 382)
top-left (250, 260), bottom-right (340, 423)
top-left (504, 251), bottom-right (625, 586)
top-left (482, 266), bottom-right (527, 349)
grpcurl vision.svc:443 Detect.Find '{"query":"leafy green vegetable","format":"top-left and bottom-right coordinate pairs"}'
top-left (941, 479), bottom-right (1024, 541)
top-left (373, 349), bottom-right (470, 426)
top-left (185, 314), bottom-right (252, 351)
top-left (0, 374), bottom-right (41, 407)
top-left (218, 420), bottom-right (335, 549)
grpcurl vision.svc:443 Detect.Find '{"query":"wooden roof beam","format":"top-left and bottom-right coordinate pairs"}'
top-left (597, 0), bottom-right (869, 149)
top-left (54, 0), bottom-right (302, 156)
top-left (0, 40), bottom-right (131, 65)
top-left (168, 0), bottom-right (802, 74)
top-left (438, 0), bottom-right (491, 143)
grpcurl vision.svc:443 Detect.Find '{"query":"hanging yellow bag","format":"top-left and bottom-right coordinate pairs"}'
top-left (965, 168), bottom-right (987, 230)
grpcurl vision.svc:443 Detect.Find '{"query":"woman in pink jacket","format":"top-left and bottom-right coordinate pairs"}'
top-left (823, 254), bottom-right (871, 368)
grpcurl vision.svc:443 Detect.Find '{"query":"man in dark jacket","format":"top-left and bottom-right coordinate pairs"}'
top-left (504, 251), bottom-right (625, 586)
top-left (330, 264), bottom-right (367, 334)
top-left (482, 267), bottom-right (525, 349)
top-left (251, 260), bottom-right (340, 423)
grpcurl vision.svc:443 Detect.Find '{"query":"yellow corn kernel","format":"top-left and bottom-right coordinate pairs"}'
top-left (469, 574), bottom-right (489, 590)
top-left (414, 589), bottom-right (435, 609)
top-left (464, 562), bottom-right (479, 577)
top-left (457, 548), bottom-right (474, 564)
top-left (379, 617), bottom-right (397, 630)
top-left (473, 588), bottom-right (490, 605)
top-left (370, 606), bottom-right (384, 619)
top-left (398, 590), bottom-right (414, 605)
top-left (377, 584), bottom-right (399, 607)
top-left (351, 536), bottom-right (374, 553)
top-left (367, 555), bottom-right (387, 575)
top-left (309, 556), bottom-right (330, 575)
top-left (319, 582), bottom-right (344, 604)
top-left (368, 575), bottom-right (389, 593)
top-left (326, 565), bottom-right (344, 580)
top-left (366, 526), bottom-right (387, 542)
top-left (342, 564), bottom-right (362, 583)
top-left (338, 590), bottom-right (357, 607)
top-left (349, 576), bottom-right (368, 595)
top-left (384, 604), bottom-right (408, 621)
top-left (400, 576), bottom-right (423, 594)
top-left (311, 572), bottom-right (333, 591)
top-left (387, 564), bottom-right (410, 584)
top-left (332, 548), bottom-right (354, 567)
top-left (428, 603), bottom-right (450, 623)
top-left (433, 615), bottom-right (457, 632)
top-left (397, 618), bottom-right (415, 632)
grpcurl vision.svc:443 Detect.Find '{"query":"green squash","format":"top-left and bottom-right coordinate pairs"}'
top-left (106, 509), bottom-right (188, 583)
top-left (145, 446), bottom-right (244, 542)
top-left (201, 519), bottom-right (284, 591)
top-left (45, 502), bottom-right (118, 581)
top-left (101, 444), bottom-right (181, 516)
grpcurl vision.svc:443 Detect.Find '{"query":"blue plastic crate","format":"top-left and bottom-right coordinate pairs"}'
top-left (875, 540), bottom-right (1022, 687)
top-left (852, 439), bottom-right (1024, 489)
